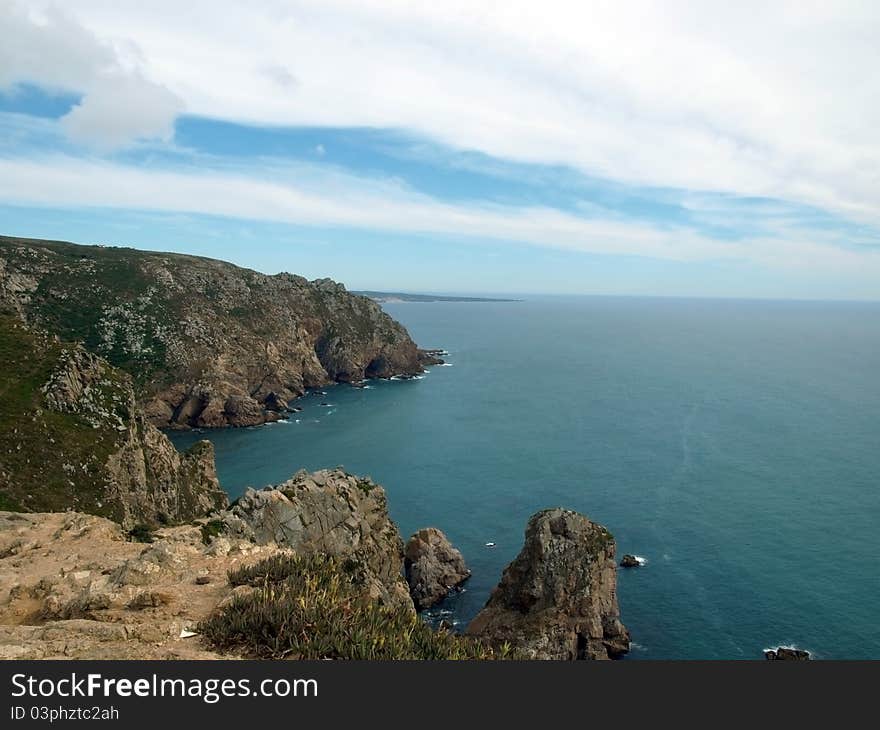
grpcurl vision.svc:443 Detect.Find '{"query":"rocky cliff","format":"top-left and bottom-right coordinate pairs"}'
top-left (467, 508), bottom-right (630, 660)
top-left (219, 469), bottom-right (412, 610)
top-left (0, 469), bottom-right (501, 660)
top-left (0, 315), bottom-right (227, 527)
top-left (0, 235), bottom-right (440, 428)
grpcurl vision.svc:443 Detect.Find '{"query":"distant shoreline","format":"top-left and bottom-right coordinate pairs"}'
top-left (354, 291), bottom-right (521, 303)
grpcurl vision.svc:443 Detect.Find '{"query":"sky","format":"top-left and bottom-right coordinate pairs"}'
top-left (1, 1), bottom-right (879, 299)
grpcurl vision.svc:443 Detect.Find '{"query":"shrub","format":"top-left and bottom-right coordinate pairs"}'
top-left (200, 519), bottom-right (227, 545)
top-left (201, 553), bottom-right (513, 660)
top-left (127, 523), bottom-right (155, 543)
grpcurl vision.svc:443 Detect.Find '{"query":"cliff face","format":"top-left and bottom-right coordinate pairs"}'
top-left (467, 508), bottom-right (630, 660)
top-left (0, 236), bottom-right (438, 428)
top-left (0, 316), bottom-right (227, 527)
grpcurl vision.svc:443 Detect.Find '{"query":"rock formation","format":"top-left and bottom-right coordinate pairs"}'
top-left (620, 554), bottom-right (640, 568)
top-left (404, 527), bottom-right (471, 610)
top-left (220, 469), bottom-right (411, 610)
top-left (0, 316), bottom-right (227, 527)
top-left (0, 235), bottom-right (441, 429)
top-left (764, 647), bottom-right (811, 660)
top-left (0, 468), bottom-right (425, 658)
top-left (467, 508), bottom-right (630, 660)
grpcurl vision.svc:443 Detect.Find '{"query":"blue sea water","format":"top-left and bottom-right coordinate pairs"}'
top-left (169, 296), bottom-right (880, 659)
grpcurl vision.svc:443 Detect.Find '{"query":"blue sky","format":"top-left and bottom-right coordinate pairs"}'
top-left (1, 2), bottom-right (879, 299)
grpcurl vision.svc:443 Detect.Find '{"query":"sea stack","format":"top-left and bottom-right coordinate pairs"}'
top-left (467, 508), bottom-right (630, 660)
top-left (404, 527), bottom-right (471, 610)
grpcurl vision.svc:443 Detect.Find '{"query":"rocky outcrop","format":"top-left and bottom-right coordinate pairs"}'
top-left (0, 235), bottom-right (441, 429)
top-left (0, 317), bottom-right (227, 527)
top-left (0, 467), bottom-right (427, 659)
top-left (467, 508), bottom-right (630, 660)
top-left (220, 469), bottom-right (411, 610)
top-left (0, 511), bottom-right (285, 659)
top-left (620, 554), bottom-right (640, 568)
top-left (404, 527), bottom-right (471, 610)
top-left (765, 647), bottom-right (811, 660)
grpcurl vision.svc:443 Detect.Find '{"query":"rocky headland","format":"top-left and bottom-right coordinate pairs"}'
top-left (0, 235), bottom-right (440, 430)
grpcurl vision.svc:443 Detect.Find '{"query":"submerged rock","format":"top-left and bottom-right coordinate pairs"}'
top-left (404, 527), bottom-right (471, 610)
top-left (765, 647), bottom-right (811, 660)
top-left (467, 508), bottom-right (630, 660)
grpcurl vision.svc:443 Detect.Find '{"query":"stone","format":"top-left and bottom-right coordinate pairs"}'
top-left (620, 554), bottom-right (640, 568)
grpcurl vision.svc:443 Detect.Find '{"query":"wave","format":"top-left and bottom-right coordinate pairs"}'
top-left (439, 362), bottom-right (454, 367)
top-left (633, 555), bottom-right (648, 566)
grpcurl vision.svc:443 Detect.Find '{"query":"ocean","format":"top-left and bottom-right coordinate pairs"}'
top-left (169, 296), bottom-right (880, 659)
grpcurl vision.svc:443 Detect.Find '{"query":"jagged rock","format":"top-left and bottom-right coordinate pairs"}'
top-left (467, 508), bottom-right (630, 660)
top-left (765, 647), bottom-right (811, 660)
top-left (404, 527), bottom-right (471, 610)
top-left (1, 235), bottom-right (439, 429)
top-left (223, 469), bottom-right (412, 610)
top-left (620, 554), bottom-right (640, 568)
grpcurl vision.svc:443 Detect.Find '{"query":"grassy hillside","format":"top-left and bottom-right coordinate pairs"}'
top-left (0, 315), bottom-right (120, 517)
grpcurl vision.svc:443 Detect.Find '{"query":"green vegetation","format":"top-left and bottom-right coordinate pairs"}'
top-left (201, 553), bottom-right (513, 660)
top-left (127, 523), bottom-right (156, 543)
top-left (0, 315), bottom-right (121, 519)
top-left (200, 518), bottom-right (227, 545)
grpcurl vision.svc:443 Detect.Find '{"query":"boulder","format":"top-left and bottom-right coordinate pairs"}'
top-left (404, 528), bottom-right (471, 610)
top-left (620, 554), bottom-right (640, 568)
top-left (467, 508), bottom-right (630, 660)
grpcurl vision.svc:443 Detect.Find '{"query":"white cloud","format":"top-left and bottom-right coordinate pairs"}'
top-left (61, 74), bottom-right (181, 148)
top-left (21, 0), bottom-right (878, 225)
top-left (0, 154), bottom-right (877, 281)
top-left (0, 2), bottom-right (182, 147)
